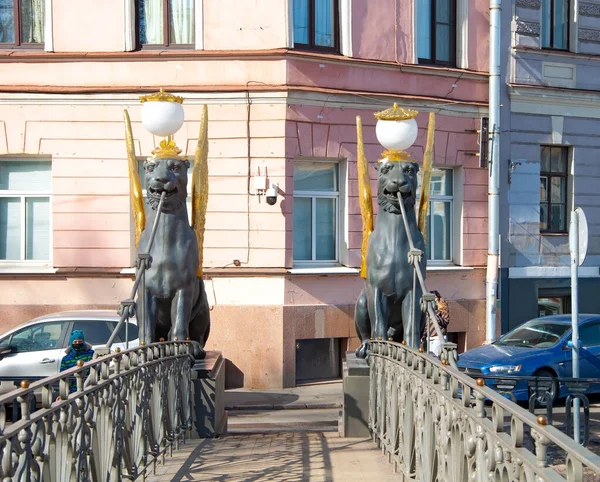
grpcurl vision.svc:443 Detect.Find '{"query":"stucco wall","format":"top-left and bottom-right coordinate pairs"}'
top-left (51, 0), bottom-right (126, 52)
top-left (286, 105), bottom-right (488, 267)
top-left (507, 113), bottom-right (600, 268)
top-left (0, 97), bottom-right (289, 268)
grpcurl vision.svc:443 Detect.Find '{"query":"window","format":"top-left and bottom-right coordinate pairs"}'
top-left (538, 296), bottom-right (570, 316)
top-left (6, 322), bottom-right (64, 352)
top-left (0, 159), bottom-right (51, 264)
top-left (0, 0), bottom-right (44, 47)
top-left (542, 0), bottom-right (569, 50)
top-left (417, 0), bottom-right (455, 65)
top-left (293, 161), bottom-right (339, 265)
top-left (540, 146), bottom-right (568, 233)
top-left (578, 323), bottom-right (600, 348)
top-left (137, 0), bottom-right (194, 48)
top-left (293, 0), bottom-right (338, 52)
top-left (417, 168), bottom-right (453, 262)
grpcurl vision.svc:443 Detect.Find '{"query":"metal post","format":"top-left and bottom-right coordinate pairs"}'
top-left (138, 268), bottom-right (145, 347)
top-left (486, 0), bottom-right (502, 343)
top-left (570, 208), bottom-right (581, 443)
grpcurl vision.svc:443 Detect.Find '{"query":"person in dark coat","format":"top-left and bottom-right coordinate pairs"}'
top-left (58, 329), bottom-right (95, 394)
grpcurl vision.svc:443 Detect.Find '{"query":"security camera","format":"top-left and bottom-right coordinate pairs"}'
top-left (265, 183), bottom-right (278, 206)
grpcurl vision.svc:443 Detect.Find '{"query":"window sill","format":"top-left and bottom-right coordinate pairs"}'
top-left (426, 265), bottom-right (475, 271)
top-left (288, 266), bottom-right (359, 275)
top-left (120, 268), bottom-right (136, 275)
top-left (0, 266), bottom-right (57, 274)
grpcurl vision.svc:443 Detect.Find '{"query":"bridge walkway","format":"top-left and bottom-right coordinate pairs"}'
top-left (146, 432), bottom-right (399, 482)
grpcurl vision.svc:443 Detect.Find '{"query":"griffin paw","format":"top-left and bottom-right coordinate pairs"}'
top-left (355, 341), bottom-right (370, 359)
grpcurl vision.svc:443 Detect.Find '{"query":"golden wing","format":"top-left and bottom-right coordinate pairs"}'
top-left (356, 116), bottom-right (374, 279)
top-left (192, 105), bottom-right (209, 277)
top-left (124, 109), bottom-right (146, 248)
top-left (417, 112), bottom-right (436, 241)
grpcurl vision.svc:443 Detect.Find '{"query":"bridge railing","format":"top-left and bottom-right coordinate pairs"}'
top-left (0, 341), bottom-right (194, 482)
top-left (369, 339), bottom-right (600, 481)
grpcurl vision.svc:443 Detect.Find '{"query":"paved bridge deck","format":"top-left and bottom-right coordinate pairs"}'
top-left (146, 433), bottom-right (399, 481)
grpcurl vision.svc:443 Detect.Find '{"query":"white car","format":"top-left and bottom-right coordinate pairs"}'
top-left (0, 310), bottom-right (139, 382)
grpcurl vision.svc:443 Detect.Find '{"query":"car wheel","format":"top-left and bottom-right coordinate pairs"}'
top-left (530, 369), bottom-right (558, 408)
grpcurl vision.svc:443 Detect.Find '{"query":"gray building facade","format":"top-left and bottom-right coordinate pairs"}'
top-left (499, 0), bottom-right (600, 332)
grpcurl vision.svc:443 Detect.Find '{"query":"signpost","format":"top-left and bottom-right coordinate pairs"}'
top-left (570, 206), bottom-right (587, 444)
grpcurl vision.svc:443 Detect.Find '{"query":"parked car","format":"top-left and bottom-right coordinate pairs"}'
top-left (457, 314), bottom-right (600, 406)
top-left (0, 310), bottom-right (138, 383)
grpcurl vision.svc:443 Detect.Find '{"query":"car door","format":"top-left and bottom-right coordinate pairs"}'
top-left (0, 321), bottom-right (68, 379)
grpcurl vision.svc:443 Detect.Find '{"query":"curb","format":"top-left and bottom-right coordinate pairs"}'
top-left (225, 402), bottom-right (343, 411)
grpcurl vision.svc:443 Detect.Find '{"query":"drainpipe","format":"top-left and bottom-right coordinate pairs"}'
top-left (486, 0), bottom-right (501, 343)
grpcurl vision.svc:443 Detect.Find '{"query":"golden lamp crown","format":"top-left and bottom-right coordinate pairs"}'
top-left (140, 88), bottom-right (184, 104)
top-left (374, 103), bottom-right (419, 121)
top-left (149, 139), bottom-right (184, 160)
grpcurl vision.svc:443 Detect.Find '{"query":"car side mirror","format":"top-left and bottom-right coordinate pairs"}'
top-left (0, 345), bottom-right (16, 359)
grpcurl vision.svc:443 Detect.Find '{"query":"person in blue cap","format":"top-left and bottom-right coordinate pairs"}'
top-left (58, 330), bottom-right (95, 394)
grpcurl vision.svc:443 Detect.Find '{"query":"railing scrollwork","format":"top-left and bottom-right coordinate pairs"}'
top-left (369, 339), bottom-right (600, 481)
top-left (0, 341), bottom-right (194, 481)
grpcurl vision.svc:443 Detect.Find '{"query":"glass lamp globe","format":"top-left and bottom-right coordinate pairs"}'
top-left (374, 103), bottom-right (419, 151)
top-left (140, 89), bottom-right (185, 137)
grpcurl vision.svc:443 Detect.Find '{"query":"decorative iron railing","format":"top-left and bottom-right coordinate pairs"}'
top-left (369, 339), bottom-right (600, 481)
top-left (0, 341), bottom-right (194, 481)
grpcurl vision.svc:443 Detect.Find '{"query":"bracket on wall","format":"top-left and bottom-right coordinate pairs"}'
top-left (508, 159), bottom-right (522, 185)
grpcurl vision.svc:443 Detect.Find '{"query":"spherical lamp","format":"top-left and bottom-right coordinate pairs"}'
top-left (140, 89), bottom-right (185, 138)
top-left (374, 103), bottom-right (419, 155)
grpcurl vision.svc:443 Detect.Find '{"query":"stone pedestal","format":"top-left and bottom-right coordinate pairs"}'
top-left (191, 351), bottom-right (227, 438)
top-left (342, 351), bottom-right (370, 438)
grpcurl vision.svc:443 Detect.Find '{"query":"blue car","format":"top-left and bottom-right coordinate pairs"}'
top-left (457, 314), bottom-right (600, 406)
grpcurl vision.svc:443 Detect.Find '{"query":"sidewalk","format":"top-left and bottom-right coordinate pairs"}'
top-left (224, 380), bottom-right (343, 411)
top-left (225, 380), bottom-right (344, 434)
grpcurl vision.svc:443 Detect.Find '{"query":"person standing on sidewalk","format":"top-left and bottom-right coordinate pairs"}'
top-left (422, 290), bottom-right (450, 357)
top-left (57, 330), bottom-right (95, 396)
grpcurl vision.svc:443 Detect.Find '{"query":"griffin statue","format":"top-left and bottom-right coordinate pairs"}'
top-left (124, 92), bottom-right (210, 359)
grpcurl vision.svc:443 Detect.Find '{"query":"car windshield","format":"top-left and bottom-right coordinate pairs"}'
top-left (494, 320), bottom-right (570, 348)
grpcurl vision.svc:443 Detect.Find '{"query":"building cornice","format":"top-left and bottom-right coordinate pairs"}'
top-left (0, 87), bottom-right (487, 117)
top-left (509, 82), bottom-right (600, 117)
top-left (514, 45), bottom-right (600, 62)
top-left (0, 48), bottom-right (489, 81)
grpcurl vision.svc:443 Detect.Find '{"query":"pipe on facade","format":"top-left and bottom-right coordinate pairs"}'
top-left (486, 0), bottom-right (501, 343)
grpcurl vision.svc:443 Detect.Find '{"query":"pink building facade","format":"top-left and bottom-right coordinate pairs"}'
top-left (0, 0), bottom-right (490, 387)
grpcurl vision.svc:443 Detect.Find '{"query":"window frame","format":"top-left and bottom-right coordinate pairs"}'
top-left (292, 0), bottom-right (340, 54)
top-left (0, 158), bottom-right (52, 267)
top-left (417, 167), bottom-right (454, 264)
top-left (540, 146), bottom-right (568, 234)
top-left (135, 0), bottom-right (195, 50)
top-left (417, 0), bottom-right (456, 66)
top-left (292, 159), bottom-right (341, 267)
top-left (0, 0), bottom-right (45, 49)
top-left (541, 0), bottom-right (570, 51)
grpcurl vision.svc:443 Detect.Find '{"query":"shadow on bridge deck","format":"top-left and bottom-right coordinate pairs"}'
top-left (145, 433), bottom-right (399, 482)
